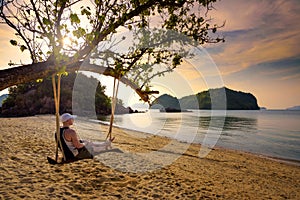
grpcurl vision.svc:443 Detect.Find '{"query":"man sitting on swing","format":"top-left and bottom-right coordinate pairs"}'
top-left (60, 113), bottom-right (115, 160)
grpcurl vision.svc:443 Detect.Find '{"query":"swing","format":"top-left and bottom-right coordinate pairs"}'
top-left (47, 74), bottom-right (70, 164)
top-left (106, 76), bottom-right (120, 141)
top-left (47, 73), bottom-right (120, 164)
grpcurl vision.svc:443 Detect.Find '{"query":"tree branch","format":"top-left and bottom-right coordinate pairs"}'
top-left (55, 0), bottom-right (67, 50)
top-left (30, 0), bottom-right (47, 35)
top-left (0, 61), bottom-right (157, 103)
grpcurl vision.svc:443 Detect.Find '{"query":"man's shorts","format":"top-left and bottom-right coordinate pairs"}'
top-left (76, 146), bottom-right (93, 159)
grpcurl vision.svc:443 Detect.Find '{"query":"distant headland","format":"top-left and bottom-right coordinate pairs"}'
top-left (151, 87), bottom-right (260, 111)
top-left (286, 105), bottom-right (300, 111)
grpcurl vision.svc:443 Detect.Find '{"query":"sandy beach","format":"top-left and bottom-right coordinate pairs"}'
top-left (0, 115), bottom-right (299, 199)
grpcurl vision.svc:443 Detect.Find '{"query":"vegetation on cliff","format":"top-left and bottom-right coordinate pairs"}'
top-left (152, 87), bottom-right (260, 110)
top-left (1, 73), bottom-right (111, 117)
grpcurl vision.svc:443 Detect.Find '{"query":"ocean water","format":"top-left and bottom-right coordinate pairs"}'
top-left (100, 109), bottom-right (300, 162)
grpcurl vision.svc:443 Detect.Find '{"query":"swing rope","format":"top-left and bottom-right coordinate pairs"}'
top-left (52, 74), bottom-right (65, 162)
top-left (106, 76), bottom-right (120, 140)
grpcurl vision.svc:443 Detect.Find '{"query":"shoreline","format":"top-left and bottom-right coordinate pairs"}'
top-left (211, 145), bottom-right (300, 167)
top-left (0, 115), bottom-right (299, 199)
top-left (92, 117), bottom-right (300, 167)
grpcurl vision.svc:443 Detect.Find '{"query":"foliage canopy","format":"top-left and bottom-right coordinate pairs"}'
top-left (0, 0), bottom-right (224, 103)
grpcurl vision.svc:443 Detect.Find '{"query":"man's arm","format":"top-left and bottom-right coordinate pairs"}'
top-left (68, 130), bottom-right (85, 149)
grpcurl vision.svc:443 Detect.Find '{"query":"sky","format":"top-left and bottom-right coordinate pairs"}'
top-left (205, 0), bottom-right (300, 109)
top-left (0, 0), bottom-right (300, 109)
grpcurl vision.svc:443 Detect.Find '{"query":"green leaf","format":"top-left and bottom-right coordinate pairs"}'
top-left (10, 40), bottom-right (18, 46)
top-left (8, 61), bottom-right (15, 66)
top-left (42, 17), bottom-right (51, 25)
top-left (172, 54), bottom-right (182, 67)
top-left (73, 27), bottom-right (86, 38)
top-left (212, 27), bottom-right (217, 33)
top-left (70, 13), bottom-right (80, 24)
top-left (20, 45), bottom-right (27, 52)
top-left (81, 8), bottom-right (91, 16)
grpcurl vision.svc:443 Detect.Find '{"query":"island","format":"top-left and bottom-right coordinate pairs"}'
top-left (286, 105), bottom-right (300, 110)
top-left (151, 87), bottom-right (260, 111)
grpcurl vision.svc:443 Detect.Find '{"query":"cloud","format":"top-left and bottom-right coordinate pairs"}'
top-left (211, 0), bottom-right (299, 31)
top-left (206, 0), bottom-right (300, 78)
top-left (227, 55), bottom-right (300, 79)
top-left (199, 0), bottom-right (300, 109)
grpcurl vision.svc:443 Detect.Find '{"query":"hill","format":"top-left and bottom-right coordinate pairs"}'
top-left (151, 87), bottom-right (260, 110)
top-left (0, 73), bottom-right (112, 117)
top-left (151, 94), bottom-right (180, 111)
top-left (286, 105), bottom-right (300, 110)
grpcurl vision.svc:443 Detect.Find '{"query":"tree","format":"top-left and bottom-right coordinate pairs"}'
top-left (0, 0), bottom-right (224, 103)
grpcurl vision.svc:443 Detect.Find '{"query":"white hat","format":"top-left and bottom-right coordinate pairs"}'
top-left (61, 113), bottom-right (76, 122)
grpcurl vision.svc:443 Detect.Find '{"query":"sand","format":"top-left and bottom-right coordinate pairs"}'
top-left (0, 115), bottom-right (299, 199)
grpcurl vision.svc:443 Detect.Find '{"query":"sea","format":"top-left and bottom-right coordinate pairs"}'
top-left (97, 109), bottom-right (300, 164)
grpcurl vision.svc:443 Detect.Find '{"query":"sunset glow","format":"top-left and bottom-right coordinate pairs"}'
top-left (0, 0), bottom-right (299, 109)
